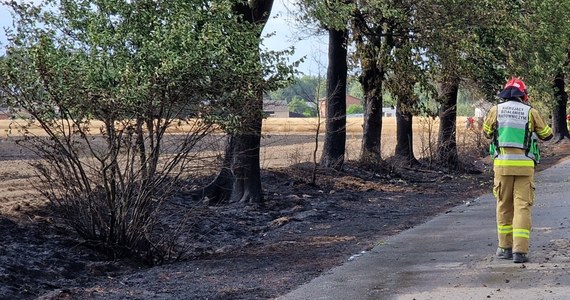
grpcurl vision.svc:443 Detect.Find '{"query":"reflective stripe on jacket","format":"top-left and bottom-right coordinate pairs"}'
top-left (494, 153), bottom-right (535, 167)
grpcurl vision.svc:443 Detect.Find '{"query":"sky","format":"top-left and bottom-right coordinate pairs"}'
top-left (0, 0), bottom-right (327, 75)
top-left (0, 6), bottom-right (11, 46)
top-left (262, 0), bottom-right (328, 75)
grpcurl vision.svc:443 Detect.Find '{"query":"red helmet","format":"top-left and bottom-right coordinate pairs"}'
top-left (498, 77), bottom-right (528, 102)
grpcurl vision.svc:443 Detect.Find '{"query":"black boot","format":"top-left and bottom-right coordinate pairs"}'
top-left (513, 253), bottom-right (528, 263)
top-left (496, 247), bottom-right (513, 259)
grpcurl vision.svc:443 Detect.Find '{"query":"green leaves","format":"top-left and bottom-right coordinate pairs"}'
top-left (0, 0), bottom-right (298, 260)
top-left (1, 0), bottom-right (294, 131)
top-left (299, 0), bottom-right (356, 31)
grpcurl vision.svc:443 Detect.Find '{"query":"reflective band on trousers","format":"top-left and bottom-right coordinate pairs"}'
top-left (498, 225), bottom-right (513, 234)
top-left (513, 228), bottom-right (530, 239)
top-left (494, 159), bottom-right (535, 167)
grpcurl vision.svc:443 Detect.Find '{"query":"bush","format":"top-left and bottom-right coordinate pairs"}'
top-left (0, 0), bottom-right (269, 264)
top-left (347, 104), bottom-right (364, 114)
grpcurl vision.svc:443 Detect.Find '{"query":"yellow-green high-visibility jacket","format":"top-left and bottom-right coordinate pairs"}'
top-left (483, 100), bottom-right (553, 176)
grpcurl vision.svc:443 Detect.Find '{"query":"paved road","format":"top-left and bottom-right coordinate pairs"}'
top-left (277, 159), bottom-right (570, 300)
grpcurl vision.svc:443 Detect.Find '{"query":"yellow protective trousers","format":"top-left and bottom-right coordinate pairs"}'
top-left (493, 173), bottom-right (535, 254)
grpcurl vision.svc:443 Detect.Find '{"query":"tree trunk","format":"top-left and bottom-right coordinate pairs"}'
top-left (436, 76), bottom-right (460, 167)
top-left (552, 71), bottom-right (570, 141)
top-left (200, 96), bottom-right (264, 205)
top-left (197, 136), bottom-right (235, 204)
top-left (359, 56), bottom-right (384, 164)
top-left (193, 109), bottom-right (263, 205)
top-left (197, 0), bottom-right (274, 205)
top-left (320, 28), bottom-right (348, 170)
top-left (229, 93), bottom-right (264, 204)
top-left (353, 13), bottom-right (385, 165)
top-left (394, 101), bottom-right (417, 165)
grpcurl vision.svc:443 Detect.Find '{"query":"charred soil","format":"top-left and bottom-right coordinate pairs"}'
top-left (0, 139), bottom-right (569, 300)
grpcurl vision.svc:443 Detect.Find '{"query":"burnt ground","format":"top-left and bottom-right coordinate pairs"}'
top-left (0, 139), bottom-right (569, 300)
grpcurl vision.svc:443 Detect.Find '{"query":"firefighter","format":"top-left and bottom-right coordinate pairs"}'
top-left (465, 116), bottom-right (475, 130)
top-left (483, 77), bottom-right (553, 263)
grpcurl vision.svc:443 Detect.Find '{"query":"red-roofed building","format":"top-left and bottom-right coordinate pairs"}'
top-left (319, 95), bottom-right (362, 118)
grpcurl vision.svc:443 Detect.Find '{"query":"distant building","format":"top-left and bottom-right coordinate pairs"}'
top-left (382, 107), bottom-right (396, 117)
top-left (0, 107), bottom-right (34, 120)
top-left (346, 113), bottom-right (364, 118)
top-left (263, 100), bottom-right (289, 118)
top-left (288, 111), bottom-right (305, 118)
top-left (0, 107), bottom-right (10, 120)
top-left (318, 95), bottom-right (397, 118)
top-left (347, 109), bottom-right (395, 118)
top-left (345, 95), bottom-right (362, 107)
top-left (319, 95), bottom-right (362, 118)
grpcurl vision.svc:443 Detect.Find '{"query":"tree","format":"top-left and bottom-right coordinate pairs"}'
top-left (392, 76), bottom-right (419, 165)
top-left (552, 68), bottom-right (570, 140)
top-left (416, 1), bottom-right (469, 167)
top-left (502, 0), bottom-right (570, 140)
top-left (268, 75), bottom-right (325, 103)
top-left (436, 74), bottom-right (460, 166)
top-left (321, 26), bottom-right (348, 169)
top-left (351, 3), bottom-right (387, 164)
top-left (198, 0), bottom-right (294, 204)
top-left (528, 0), bottom-right (570, 141)
top-left (346, 103), bottom-right (364, 114)
top-left (409, 0), bottom-right (512, 168)
top-left (289, 96), bottom-right (316, 116)
top-left (380, 1), bottom-right (422, 165)
top-left (297, 0), bottom-right (354, 170)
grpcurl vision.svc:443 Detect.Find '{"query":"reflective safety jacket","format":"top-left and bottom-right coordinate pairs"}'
top-left (496, 101), bottom-right (531, 149)
top-left (483, 100), bottom-right (553, 176)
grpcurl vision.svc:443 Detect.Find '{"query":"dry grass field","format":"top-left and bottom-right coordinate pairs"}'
top-left (0, 116), bottom-right (483, 169)
top-left (260, 116), bottom-right (483, 167)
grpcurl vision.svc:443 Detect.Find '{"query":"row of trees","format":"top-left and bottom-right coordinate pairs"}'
top-left (301, 0), bottom-right (570, 169)
top-left (0, 0), bottom-right (569, 260)
top-left (268, 75), bottom-right (476, 117)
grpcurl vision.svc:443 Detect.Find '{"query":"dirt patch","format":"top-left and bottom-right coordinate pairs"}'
top-left (0, 138), bottom-right (569, 300)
